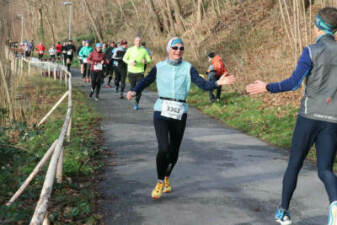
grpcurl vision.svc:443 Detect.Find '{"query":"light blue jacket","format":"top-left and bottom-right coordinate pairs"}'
top-left (79, 46), bottom-right (93, 59)
top-left (153, 60), bottom-right (192, 113)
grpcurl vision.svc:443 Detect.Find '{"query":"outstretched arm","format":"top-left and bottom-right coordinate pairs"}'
top-left (246, 47), bottom-right (312, 95)
top-left (127, 66), bottom-right (157, 100)
top-left (191, 66), bottom-right (235, 90)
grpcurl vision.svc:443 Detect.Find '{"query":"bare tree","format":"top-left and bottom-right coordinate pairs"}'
top-left (171, 0), bottom-right (186, 32)
top-left (82, 0), bottom-right (103, 42)
top-left (147, 0), bottom-right (164, 32)
top-left (166, 0), bottom-right (177, 34)
top-left (197, 0), bottom-right (204, 23)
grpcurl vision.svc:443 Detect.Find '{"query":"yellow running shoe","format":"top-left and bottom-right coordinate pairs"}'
top-left (151, 181), bottom-right (164, 199)
top-left (163, 176), bottom-right (172, 193)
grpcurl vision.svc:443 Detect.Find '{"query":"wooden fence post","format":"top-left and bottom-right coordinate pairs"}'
top-left (67, 116), bottom-right (72, 142)
top-left (42, 212), bottom-right (50, 225)
top-left (48, 63), bottom-right (51, 78)
top-left (28, 61), bottom-right (31, 76)
top-left (65, 72), bottom-right (68, 88)
top-left (20, 58), bottom-right (23, 76)
top-left (56, 147), bottom-right (64, 183)
top-left (54, 65), bottom-right (56, 80)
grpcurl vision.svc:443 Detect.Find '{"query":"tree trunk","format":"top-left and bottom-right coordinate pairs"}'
top-left (82, 0), bottom-right (103, 42)
top-left (44, 8), bottom-right (56, 45)
top-left (171, 0), bottom-right (186, 32)
top-left (130, 0), bottom-right (140, 19)
top-left (38, 8), bottom-right (44, 42)
top-left (0, 59), bottom-right (14, 121)
top-left (147, 0), bottom-right (164, 32)
top-left (166, 0), bottom-right (177, 35)
top-left (160, 1), bottom-right (170, 33)
top-left (197, 0), bottom-right (203, 23)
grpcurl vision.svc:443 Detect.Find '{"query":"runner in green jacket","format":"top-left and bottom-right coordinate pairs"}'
top-left (123, 36), bottom-right (152, 110)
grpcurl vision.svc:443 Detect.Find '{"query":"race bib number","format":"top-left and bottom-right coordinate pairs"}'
top-left (39, 50), bottom-right (44, 54)
top-left (83, 58), bottom-right (88, 63)
top-left (62, 50), bottom-right (66, 54)
top-left (94, 63), bottom-right (103, 71)
top-left (161, 100), bottom-right (184, 120)
top-left (67, 50), bottom-right (72, 55)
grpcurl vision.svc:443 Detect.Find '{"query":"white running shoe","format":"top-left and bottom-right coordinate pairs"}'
top-left (328, 201), bottom-right (337, 225)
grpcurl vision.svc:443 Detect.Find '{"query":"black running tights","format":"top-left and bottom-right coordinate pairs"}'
top-left (154, 113), bottom-right (187, 180)
top-left (281, 115), bottom-right (337, 209)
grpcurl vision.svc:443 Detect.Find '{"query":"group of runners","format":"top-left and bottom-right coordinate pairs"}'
top-left (21, 40), bottom-right (77, 72)
top-left (35, 40), bottom-right (76, 71)
top-left (77, 37), bottom-right (152, 106)
top-left (12, 6), bottom-right (337, 225)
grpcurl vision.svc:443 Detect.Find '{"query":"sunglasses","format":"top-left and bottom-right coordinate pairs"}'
top-left (171, 46), bottom-right (184, 51)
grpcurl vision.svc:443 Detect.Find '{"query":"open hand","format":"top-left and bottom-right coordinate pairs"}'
top-left (246, 80), bottom-right (268, 95)
top-left (222, 71), bottom-right (229, 77)
top-left (216, 74), bottom-right (236, 86)
top-left (127, 91), bottom-right (136, 100)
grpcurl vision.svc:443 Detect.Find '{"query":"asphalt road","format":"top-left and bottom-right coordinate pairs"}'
top-left (71, 69), bottom-right (328, 225)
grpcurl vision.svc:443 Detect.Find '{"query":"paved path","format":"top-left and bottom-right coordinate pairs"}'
top-left (71, 69), bottom-right (328, 225)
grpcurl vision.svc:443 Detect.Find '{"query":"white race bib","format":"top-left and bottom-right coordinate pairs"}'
top-left (83, 58), bottom-right (88, 63)
top-left (67, 50), bottom-right (72, 55)
top-left (39, 50), bottom-right (44, 54)
top-left (94, 63), bottom-right (103, 71)
top-left (161, 100), bottom-right (184, 120)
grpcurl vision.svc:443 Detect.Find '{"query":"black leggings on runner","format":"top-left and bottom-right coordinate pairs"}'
top-left (115, 66), bottom-right (127, 93)
top-left (281, 115), bottom-right (337, 209)
top-left (66, 56), bottom-right (73, 72)
top-left (107, 64), bottom-right (114, 85)
top-left (154, 112), bottom-right (187, 180)
top-left (129, 72), bottom-right (144, 104)
top-left (62, 54), bottom-right (67, 66)
top-left (91, 71), bottom-right (104, 98)
top-left (82, 63), bottom-right (90, 79)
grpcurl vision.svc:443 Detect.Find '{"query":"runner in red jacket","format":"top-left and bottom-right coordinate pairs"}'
top-left (56, 42), bottom-right (62, 58)
top-left (36, 42), bottom-right (46, 60)
top-left (87, 43), bottom-right (109, 101)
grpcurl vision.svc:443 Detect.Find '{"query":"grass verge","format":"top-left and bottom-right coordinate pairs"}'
top-left (188, 85), bottom-right (326, 168)
top-left (0, 76), bottom-right (102, 224)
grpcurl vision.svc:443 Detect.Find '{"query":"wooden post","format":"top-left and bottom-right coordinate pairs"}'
top-left (48, 63), bottom-right (51, 78)
top-left (67, 116), bottom-right (71, 142)
top-left (65, 72), bottom-right (69, 88)
top-left (53, 65), bottom-right (56, 80)
top-left (28, 61), bottom-right (31, 76)
top-left (6, 141), bottom-right (58, 206)
top-left (56, 147), bottom-right (64, 183)
top-left (14, 58), bottom-right (17, 74)
top-left (37, 91), bottom-right (69, 127)
top-left (20, 58), bottom-right (23, 76)
top-left (42, 212), bottom-right (50, 225)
